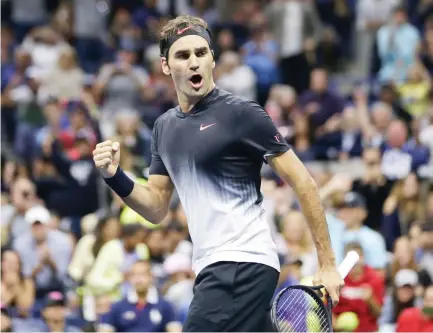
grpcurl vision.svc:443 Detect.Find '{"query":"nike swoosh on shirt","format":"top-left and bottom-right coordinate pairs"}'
top-left (200, 123), bottom-right (216, 131)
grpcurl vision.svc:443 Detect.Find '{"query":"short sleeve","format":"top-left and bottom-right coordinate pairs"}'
top-left (239, 101), bottom-right (290, 162)
top-left (149, 121), bottom-right (169, 176)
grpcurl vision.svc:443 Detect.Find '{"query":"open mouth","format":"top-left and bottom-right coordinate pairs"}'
top-left (189, 74), bottom-right (203, 89)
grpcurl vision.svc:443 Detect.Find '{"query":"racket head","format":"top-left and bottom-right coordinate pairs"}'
top-left (271, 285), bottom-right (333, 332)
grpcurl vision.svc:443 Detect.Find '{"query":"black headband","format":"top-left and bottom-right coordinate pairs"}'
top-left (160, 25), bottom-right (213, 60)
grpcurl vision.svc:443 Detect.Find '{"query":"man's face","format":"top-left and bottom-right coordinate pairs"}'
top-left (42, 306), bottom-right (65, 330)
top-left (393, 10), bottom-right (407, 25)
top-left (11, 179), bottom-right (36, 212)
top-left (310, 69), bottom-right (328, 93)
top-left (338, 207), bottom-right (366, 228)
top-left (162, 35), bottom-right (215, 100)
top-left (363, 148), bottom-right (382, 181)
top-left (129, 262), bottom-right (153, 293)
top-left (31, 222), bottom-right (47, 242)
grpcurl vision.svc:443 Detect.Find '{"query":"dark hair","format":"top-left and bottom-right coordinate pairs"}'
top-left (121, 223), bottom-right (145, 238)
top-left (159, 15), bottom-right (208, 42)
top-left (92, 215), bottom-right (119, 258)
top-left (344, 242), bottom-right (364, 254)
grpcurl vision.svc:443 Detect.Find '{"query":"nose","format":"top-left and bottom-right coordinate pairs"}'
top-left (189, 54), bottom-right (199, 71)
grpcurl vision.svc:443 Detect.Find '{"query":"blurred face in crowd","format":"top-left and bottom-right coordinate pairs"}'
top-left (341, 107), bottom-right (359, 132)
top-left (363, 147), bottom-right (382, 181)
top-left (162, 35), bottom-right (215, 101)
top-left (394, 237), bottom-right (413, 267)
top-left (129, 261), bottom-right (153, 294)
top-left (386, 120), bottom-right (408, 148)
top-left (116, 112), bottom-right (139, 136)
top-left (31, 221), bottom-right (48, 242)
top-left (396, 285), bottom-right (415, 304)
top-left (423, 286), bottom-right (433, 318)
top-left (310, 69), bottom-right (328, 93)
top-left (118, 49), bottom-right (137, 65)
top-left (371, 103), bottom-right (392, 132)
top-left (58, 49), bottom-right (77, 70)
top-left (11, 178), bottom-right (36, 213)
top-left (407, 64), bottom-right (423, 83)
top-left (69, 108), bottom-right (88, 130)
top-left (420, 228), bottom-right (433, 250)
top-left (42, 306), bottom-right (65, 332)
top-left (379, 86), bottom-right (396, 105)
top-left (123, 229), bottom-right (145, 252)
top-left (282, 211), bottom-right (308, 244)
top-left (338, 206), bottom-right (367, 229)
top-left (95, 295), bottom-right (112, 316)
top-left (1, 250), bottom-right (21, 274)
top-left (146, 229), bottom-right (167, 257)
top-left (102, 217), bottom-right (120, 242)
top-left (217, 29), bottom-right (235, 51)
top-left (393, 9), bottom-right (407, 26)
top-left (44, 101), bottom-right (63, 127)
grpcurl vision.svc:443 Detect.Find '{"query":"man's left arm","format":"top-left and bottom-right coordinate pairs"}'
top-left (239, 101), bottom-right (344, 303)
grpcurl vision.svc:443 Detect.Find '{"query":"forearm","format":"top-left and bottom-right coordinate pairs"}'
top-left (122, 182), bottom-right (169, 223)
top-left (293, 177), bottom-right (336, 266)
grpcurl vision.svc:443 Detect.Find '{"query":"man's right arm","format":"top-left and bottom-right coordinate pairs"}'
top-left (93, 140), bottom-right (174, 224)
top-left (121, 174), bottom-right (174, 223)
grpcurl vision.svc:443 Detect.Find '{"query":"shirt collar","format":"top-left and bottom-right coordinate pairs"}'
top-left (175, 86), bottom-right (220, 118)
top-left (127, 286), bottom-right (159, 305)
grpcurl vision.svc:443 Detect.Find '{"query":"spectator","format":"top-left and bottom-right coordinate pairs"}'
top-left (38, 47), bottom-right (84, 102)
top-left (215, 50), bottom-right (257, 101)
top-left (382, 173), bottom-right (424, 250)
top-left (396, 284), bottom-right (433, 332)
top-left (354, 0), bottom-right (400, 77)
top-left (162, 252), bottom-right (194, 321)
top-left (85, 223), bottom-right (149, 298)
top-left (98, 260), bottom-right (182, 332)
top-left (333, 242), bottom-right (385, 332)
top-left (1, 177), bottom-right (38, 247)
top-left (418, 220), bottom-right (433, 281)
top-left (68, 215), bottom-right (121, 287)
top-left (213, 28), bottom-right (237, 62)
top-left (380, 269), bottom-right (423, 327)
top-left (1, 249), bottom-right (34, 318)
top-left (280, 210), bottom-right (318, 277)
top-left (36, 292), bottom-right (82, 332)
top-left (335, 191), bottom-right (388, 270)
top-left (241, 12), bottom-right (279, 106)
top-left (299, 68), bottom-right (345, 156)
top-left (266, 0), bottom-right (322, 94)
top-left (93, 45), bottom-right (150, 139)
top-left (12, 206), bottom-right (72, 308)
top-left (351, 146), bottom-right (395, 231)
top-left (376, 5), bottom-right (421, 83)
top-left (188, 0), bottom-right (219, 29)
top-left (398, 62), bottom-right (431, 119)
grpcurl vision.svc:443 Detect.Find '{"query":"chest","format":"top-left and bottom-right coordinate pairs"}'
top-left (158, 112), bottom-right (242, 171)
top-left (117, 305), bottom-right (164, 332)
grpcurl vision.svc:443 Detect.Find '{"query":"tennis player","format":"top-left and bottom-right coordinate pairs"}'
top-left (93, 15), bottom-right (344, 332)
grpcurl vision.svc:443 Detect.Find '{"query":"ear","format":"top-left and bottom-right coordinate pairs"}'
top-left (161, 57), bottom-right (171, 76)
top-left (212, 60), bottom-right (215, 69)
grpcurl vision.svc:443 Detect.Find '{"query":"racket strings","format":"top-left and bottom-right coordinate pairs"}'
top-left (275, 289), bottom-right (331, 332)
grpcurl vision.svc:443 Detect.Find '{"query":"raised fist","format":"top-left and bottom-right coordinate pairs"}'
top-left (92, 140), bottom-right (120, 178)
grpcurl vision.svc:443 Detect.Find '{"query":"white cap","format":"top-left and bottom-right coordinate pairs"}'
top-left (395, 269), bottom-right (418, 287)
top-left (25, 206), bottom-right (51, 225)
top-left (163, 253), bottom-right (191, 275)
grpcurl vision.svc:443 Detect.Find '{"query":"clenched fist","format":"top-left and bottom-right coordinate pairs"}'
top-left (93, 140), bottom-right (120, 178)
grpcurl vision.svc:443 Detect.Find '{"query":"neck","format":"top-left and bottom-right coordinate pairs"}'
top-left (346, 223), bottom-right (362, 231)
top-left (137, 290), bottom-right (148, 303)
top-left (48, 322), bottom-right (64, 332)
top-left (178, 82), bottom-right (215, 113)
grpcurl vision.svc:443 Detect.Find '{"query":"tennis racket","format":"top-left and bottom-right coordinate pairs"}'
top-left (271, 251), bottom-right (360, 332)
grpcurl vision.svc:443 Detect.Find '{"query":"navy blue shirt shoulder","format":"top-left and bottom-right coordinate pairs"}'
top-left (149, 87), bottom-right (291, 179)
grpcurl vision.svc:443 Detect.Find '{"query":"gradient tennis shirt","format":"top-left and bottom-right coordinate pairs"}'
top-left (149, 87), bottom-right (290, 274)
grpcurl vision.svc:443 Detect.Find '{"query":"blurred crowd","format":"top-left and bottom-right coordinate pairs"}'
top-left (1, 0), bottom-right (433, 332)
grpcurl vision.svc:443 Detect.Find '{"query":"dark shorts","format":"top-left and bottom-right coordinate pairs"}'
top-left (182, 261), bottom-right (279, 332)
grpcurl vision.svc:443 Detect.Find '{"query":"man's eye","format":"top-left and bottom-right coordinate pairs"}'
top-left (197, 50), bottom-right (206, 57)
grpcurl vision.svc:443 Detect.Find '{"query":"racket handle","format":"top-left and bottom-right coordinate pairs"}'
top-left (338, 251), bottom-right (360, 278)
